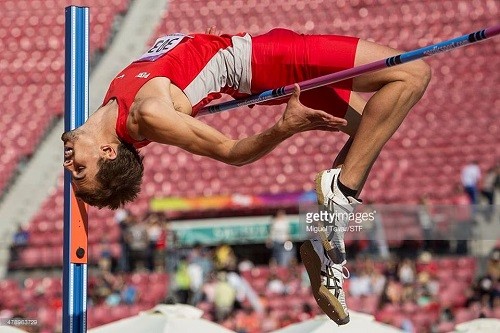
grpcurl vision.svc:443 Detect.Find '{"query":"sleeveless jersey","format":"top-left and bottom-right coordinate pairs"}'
top-left (103, 33), bottom-right (252, 148)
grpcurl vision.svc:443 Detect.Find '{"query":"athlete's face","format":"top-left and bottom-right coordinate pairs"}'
top-left (61, 129), bottom-right (100, 192)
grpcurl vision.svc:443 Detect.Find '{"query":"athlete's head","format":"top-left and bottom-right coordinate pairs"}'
top-left (62, 129), bottom-right (144, 209)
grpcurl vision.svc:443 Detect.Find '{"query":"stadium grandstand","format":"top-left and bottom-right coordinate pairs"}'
top-left (0, 0), bottom-right (498, 332)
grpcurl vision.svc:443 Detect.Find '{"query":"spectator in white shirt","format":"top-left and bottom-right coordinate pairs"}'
top-left (268, 210), bottom-right (295, 266)
top-left (461, 161), bottom-right (481, 205)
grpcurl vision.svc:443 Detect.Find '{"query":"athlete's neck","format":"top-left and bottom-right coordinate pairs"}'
top-left (83, 99), bottom-right (120, 144)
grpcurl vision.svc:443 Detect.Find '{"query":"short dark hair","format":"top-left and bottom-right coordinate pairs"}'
top-left (75, 142), bottom-right (144, 210)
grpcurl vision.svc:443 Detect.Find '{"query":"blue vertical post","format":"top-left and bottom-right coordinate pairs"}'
top-left (63, 6), bottom-right (89, 333)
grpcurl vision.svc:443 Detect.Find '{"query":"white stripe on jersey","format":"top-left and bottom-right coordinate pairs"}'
top-left (184, 34), bottom-right (252, 106)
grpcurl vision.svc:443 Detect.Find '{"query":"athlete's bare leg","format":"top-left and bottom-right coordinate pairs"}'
top-left (339, 39), bottom-right (431, 191)
top-left (332, 92), bottom-right (374, 195)
top-left (333, 93), bottom-right (365, 168)
top-left (300, 46), bottom-right (430, 325)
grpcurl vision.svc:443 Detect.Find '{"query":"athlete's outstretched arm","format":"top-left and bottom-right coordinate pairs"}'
top-left (135, 85), bottom-right (347, 166)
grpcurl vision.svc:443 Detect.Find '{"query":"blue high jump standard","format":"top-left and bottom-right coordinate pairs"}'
top-left (63, 6), bottom-right (90, 333)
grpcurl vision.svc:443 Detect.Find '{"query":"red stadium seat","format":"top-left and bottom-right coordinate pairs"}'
top-left (0, 0), bottom-right (128, 195)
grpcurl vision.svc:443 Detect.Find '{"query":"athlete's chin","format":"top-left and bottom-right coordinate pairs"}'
top-left (61, 131), bottom-right (72, 143)
top-left (61, 129), bottom-right (80, 143)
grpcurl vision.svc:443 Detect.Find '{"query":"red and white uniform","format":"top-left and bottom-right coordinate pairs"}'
top-left (103, 29), bottom-right (359, 148)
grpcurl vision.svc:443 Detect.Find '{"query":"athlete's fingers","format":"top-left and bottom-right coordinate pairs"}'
top-left (291, 83), bottom-right (301, 101)
top-left (286, 84), bottom-right (303, 110)
top-left (307, 108), bottom-right (348, 126)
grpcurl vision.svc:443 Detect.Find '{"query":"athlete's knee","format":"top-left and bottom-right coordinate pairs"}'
top-left (405, 59), bottom-right (431, 97)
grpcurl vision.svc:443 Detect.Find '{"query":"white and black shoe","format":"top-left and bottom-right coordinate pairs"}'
top-left (315, 167), bottom-right (361, 263)
top-left (300, 239), bottom-right (351, 325)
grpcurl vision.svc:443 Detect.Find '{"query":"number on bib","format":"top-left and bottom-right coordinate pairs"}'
top-left (137, 33), bottom-right (191, 62)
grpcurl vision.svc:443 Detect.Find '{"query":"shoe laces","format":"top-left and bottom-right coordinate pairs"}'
top-left (325, 264), bottom-right (350, 311)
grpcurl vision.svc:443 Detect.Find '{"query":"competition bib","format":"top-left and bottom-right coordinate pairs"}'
top-left (137, 33), bottom-right (192, 62)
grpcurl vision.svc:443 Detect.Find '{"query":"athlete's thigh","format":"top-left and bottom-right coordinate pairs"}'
top-left (352, 39), bottom-right (413, 92)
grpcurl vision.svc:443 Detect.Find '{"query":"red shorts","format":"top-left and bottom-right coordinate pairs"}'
top-left (251, 28), bottom-right (359, 118)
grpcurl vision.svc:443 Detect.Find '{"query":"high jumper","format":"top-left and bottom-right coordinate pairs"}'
top-left (61, 24), bottom-right (500, 324)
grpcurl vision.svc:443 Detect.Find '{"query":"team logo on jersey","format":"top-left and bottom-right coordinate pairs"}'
top-left (136, 72), bottom-right (151, 79)
top-left (116, 74), bottom-right (125, 79)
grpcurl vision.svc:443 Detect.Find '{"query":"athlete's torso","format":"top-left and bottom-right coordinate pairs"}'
top-left (102, 33), bottom-right (252, 148)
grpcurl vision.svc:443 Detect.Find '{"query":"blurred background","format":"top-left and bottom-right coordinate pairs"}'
top-left (0, 0), bottom-right (499, 332)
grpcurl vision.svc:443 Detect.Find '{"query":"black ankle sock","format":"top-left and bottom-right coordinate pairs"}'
top-left (337, 178), bottom-right (358, 198)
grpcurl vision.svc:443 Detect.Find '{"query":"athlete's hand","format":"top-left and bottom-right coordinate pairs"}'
top-left (278, 84), bottom-right (347, 134)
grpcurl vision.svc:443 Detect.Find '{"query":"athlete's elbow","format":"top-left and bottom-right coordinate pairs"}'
top-left (222, 151), bottom-right (252, 166)
top-left (217, 141), bottom-right (249, 166)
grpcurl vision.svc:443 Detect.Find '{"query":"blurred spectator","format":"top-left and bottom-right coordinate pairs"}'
top-left (461, 161), bottom-right (481, 205)
top-left (98, 236), bottom-right (113, 272)
top-left (145, 213), bottom-right (163, 271)
top-left (440, 306), bottom-right (455, 322)
top-left (383, 255), bottom-right (399, 281)
top-left (90, 270), bottom-right (121, 306)
top-left (191, 245), bottom-right (214, 282)
top-left (365, 203), bottom-right (389, 259)
top-left (417, 271), bottom-right (439, 298)
top-left (474, 248), bottom-right (500, 309)
top-left (349, 268), bottom-right (372, 297)
top-left (214, 244), bottom-right (237, 270)
top-left (187, 251), bottom-right (204, 305)
top-left (367, 264), bottom-right (386, 296)
top-left (238, 257), bottom-right (255, 272)
top-left (480, 166), bottom-right (498, 221)
top-left (125, 214), bottom-right (149, 271)
top-left (9, 225), bottom-right (29, 262)
top-left (214, 271), bottom-right (237, 322)
top-left (267, 210), bottom-right (295, 266)
top-left (121, 282), bottom-right (138, 305)
top-left (154, 221), bottom-right (167, 272)
top-left (379, 277), bottom-right (403, 308)
top-left (12, 225), bottom-right (29, 246)
top-left (164, 220), bottom-right (179, 274)
top-left (115, 208), bottom-right (131, 272)
top-left (266, 273), bottom-right (287, 295)
top-left (174, 256), bottom-right (192, 304)
top-left (202, 272), bottom-right (217, 304)
top-left (398, 258), bottom-right (416, 285)
top-left (104, 273), bottom-right (124, 307)
top-left (481, 166), bottom-right (497, 205)
top-left (417, 195), bottom-right (434, 250)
